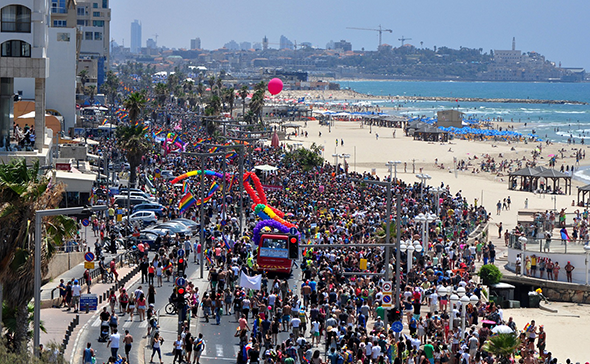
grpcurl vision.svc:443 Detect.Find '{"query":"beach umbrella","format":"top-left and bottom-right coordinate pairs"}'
top-left (491, 325), bottom-right (514, 334)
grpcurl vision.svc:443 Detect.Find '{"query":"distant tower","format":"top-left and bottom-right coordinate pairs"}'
top-left (131, 20), bottom-right (142, 53)
top-left (512, 37), bottom-right (515, 51)
top-left (262, 36), bottom-right (268, 51)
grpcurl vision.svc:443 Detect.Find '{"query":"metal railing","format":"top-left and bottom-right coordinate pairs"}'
top-left (508, 233), bottom-right (589, 254)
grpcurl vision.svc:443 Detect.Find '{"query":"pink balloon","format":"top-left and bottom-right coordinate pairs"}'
top-left (267, 78), bottom-right (283, 95)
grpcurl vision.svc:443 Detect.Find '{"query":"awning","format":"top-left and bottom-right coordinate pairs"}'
top-left (55, 170), bottom-right (96, 192)
top-left (253, 164), bottom-right (278, 172)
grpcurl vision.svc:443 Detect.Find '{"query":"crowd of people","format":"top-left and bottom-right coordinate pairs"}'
top-left (81, 107), bottom-right (560, 364)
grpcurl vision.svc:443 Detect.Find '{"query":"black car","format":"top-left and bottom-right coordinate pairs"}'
top-left (126, 231), bottom-right (160, 251)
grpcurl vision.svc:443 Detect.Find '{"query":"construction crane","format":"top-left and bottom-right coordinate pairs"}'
top-left (346, 25), bottom-right (393, 48)
top-left (398, 36), bottom-right (412, 47)
top-left (152, 33), bottom-right (159, 47)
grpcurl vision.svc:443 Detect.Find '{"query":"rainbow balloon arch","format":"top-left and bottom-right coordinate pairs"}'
top-left (170, 170), bottom-right (299, 241)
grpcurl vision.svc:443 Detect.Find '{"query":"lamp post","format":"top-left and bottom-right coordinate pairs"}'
top-left (400, 240), bottom-right (422, 273)
top-left (416, 173), bottom-right (432, 200)
top-left (341, 154), bottom-right (351, 174)
top-left (460, 295), bottom-right (470, 336)
top-left (431, 187), bottom-right (445, 216)
top-left (332, 153), bottom-right (340, 173)
top-left (415, 212), bottom-right (436, 251)
top-left (34, 205), bottom-right (107, 355)
top-left (449, 293), bottom-right (459, 333)
top-left (437, 286), bottom-right (448, 315)
top-left (386, 160), bottom-right (402, 182)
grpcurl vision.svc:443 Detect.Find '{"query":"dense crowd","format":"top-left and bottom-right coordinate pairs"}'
top-left (85, 113), bottom-right (558, 364)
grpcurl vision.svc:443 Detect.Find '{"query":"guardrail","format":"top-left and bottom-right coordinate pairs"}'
top-left (60, 314), bottom-right (79, 353)
top-left (507, 233), bottom-right (589, 254)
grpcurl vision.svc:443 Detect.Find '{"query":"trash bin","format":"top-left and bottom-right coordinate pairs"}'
top-left (528, 292), bottom-right (540, 308)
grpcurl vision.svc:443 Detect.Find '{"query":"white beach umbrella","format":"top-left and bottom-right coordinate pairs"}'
top-left (491, 325), bottom-right (513, 334)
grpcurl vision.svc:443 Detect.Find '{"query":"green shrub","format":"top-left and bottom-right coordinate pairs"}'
top-left (479, 264), bottom-right (502, 285)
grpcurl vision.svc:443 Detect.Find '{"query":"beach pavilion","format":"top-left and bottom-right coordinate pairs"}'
top-left (576, 184), bottom-right (590, 206)
top-left (508, 166), bottom-right (572, 195)
top-left (412, 125), bottom-right (449, 142)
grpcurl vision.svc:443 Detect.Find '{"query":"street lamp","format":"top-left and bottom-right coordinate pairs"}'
top-left (460, 295), bottom-right (470, 336)
top-left (332, 153), bottom-right (340, 172)
top-left (416, 173), bottom-right (432, 200)
top-left (431, 187), bottom-right (445, 216)
top-left (400, 240), bottom-right (422, 273)
top-left (449, 293), bottom-right (459, 333)
top-left (341, 154), bottom-right (351, 174)
top-left (386, 160), bottom-right (402, 182)
top-left (437, 286), bottom-right (448, 314)
top-left (415, 212), bottom-right (436, 251)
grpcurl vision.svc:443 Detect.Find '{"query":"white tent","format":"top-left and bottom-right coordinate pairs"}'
top-left (17, 111), bottom-right (51, 119)
top-left (254, 164), bottom-right (278, 172)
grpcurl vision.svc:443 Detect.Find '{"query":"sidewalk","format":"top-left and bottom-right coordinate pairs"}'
top-left (40, 260), bottom-right (141, 361)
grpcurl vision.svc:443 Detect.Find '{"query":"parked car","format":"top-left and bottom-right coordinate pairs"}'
top-left (132, 203), bottom-right (165, 217)
top-left (122, 211), bottom-right (157, 226)
top-left (119, 188), bottom-right (157, 202)
top-left (126, 231), bottom-right (160, 251)
top-left (160, 170), bottom-right (176, 181)
top-left (171, 218), bottom-right (199, 231)
top-left (152, 222), bottom-right (192, 237)
top-left (113, 195), bottom-right (150, 207)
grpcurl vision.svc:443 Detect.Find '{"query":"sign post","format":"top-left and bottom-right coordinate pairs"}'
top-left (382, 281), bottom-right (393, 309)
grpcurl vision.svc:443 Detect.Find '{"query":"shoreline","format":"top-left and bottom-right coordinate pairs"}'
top-left (283, 89), bottom-right (587, 105)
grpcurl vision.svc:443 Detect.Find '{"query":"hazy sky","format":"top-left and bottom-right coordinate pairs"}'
top-left (111, 0), bottom-right (589, 69)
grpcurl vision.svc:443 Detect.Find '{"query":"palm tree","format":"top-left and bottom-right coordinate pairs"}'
top-left (154, 83), bottom-right (168, 106)
top-left (102, 70), bottom-right (119, 105)
top-left (249, 81), bottom-right (266, 123)
top-left (115, 123), bottom-right (150, 187)
top-left (123, 91), bottom-right (147, 123)
top-left (482, 333), bottom-right (521, 364)
top-left (0, 159), bottom-right (75, 351)
top-left (223, 87), bottom-right (235, 116)
top-left (207, 76), bottom-right (216, 95)
top-left (85, 85), bottom-right (97, 102)
top-left (238, 85), bottom-right (249, 118)
top-left (78, 69), bottom-right (89, 92)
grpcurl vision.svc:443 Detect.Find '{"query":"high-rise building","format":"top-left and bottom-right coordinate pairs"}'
top-left (279, 35), bottom-right (293, 50)
top-left (190, 38), bottom-right (201, 50)
top-left (130, 19), bottom-right (141, 54)
top-left (240, 41), bottom-right (251, 51)
top-left (146, 38), bottom-right (157, 49)
top-left (223, 40), bottom-right (239, 51)
top-left (334, 40), bottom-right (352, 52)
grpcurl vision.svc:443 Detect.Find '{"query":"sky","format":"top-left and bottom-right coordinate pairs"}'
top-left (111, 0), bottom-right (590, 70)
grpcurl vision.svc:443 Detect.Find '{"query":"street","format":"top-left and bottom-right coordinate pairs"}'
top-left (73, 253), bottom-right (301, 364)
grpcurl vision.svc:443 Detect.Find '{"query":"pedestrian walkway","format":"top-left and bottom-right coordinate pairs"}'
top-left (40, 261), bottom-right (141, 362)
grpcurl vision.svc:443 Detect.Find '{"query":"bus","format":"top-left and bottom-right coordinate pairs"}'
top-left (256, 233), bottom-right (299, 275)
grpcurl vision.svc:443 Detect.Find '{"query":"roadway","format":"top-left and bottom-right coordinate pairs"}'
top-left (73, 253), bottom-right (302, 364)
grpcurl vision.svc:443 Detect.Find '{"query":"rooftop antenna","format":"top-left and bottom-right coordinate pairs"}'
top-left (512, 37), bottom-right (515, 51)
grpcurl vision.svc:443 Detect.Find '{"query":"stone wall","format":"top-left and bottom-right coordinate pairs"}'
top-left (501, 273), bottom-right (590, 304)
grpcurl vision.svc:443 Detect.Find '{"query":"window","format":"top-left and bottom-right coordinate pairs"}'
top-left (1, 40), bottom-right (31, 57)
top-left (77, 7), bottom-right (86, 16)
top-left (51, 0), bottom-right (67, 14)
top-left (77, 19), bottom-right (87, 26)
top-left (93, 3), bottom-right (98, 8)
top-left (93, 11), bottom-right (100, 17)
top-left (94, 32), bottom-right (102, 41)
top-left (93, 20), bottom-right (104, 27)
top-left (1, 5), bottom-right (32, 33)
top-left (85, 31), bottom-right (93, 40)
top-left (53, 20), bottom-right (67, 27)
top-left (102, 0), bottom-right (108, 8)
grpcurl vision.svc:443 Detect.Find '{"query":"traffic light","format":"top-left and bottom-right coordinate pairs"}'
top-left (288, 234), bottom-right (299, 259)
top-left (388, 308), bottom-right (401, 323)
top-left (177, 257), bottom-right (185, 276)
top-left (177, 286), bottom-right (186, 306)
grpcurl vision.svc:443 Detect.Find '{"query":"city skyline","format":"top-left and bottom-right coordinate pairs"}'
top-left (110, 0), bottom-right (589, 70)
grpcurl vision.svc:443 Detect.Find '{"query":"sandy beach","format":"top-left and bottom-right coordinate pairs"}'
top-left (281, 119), bottom-right (590, 362)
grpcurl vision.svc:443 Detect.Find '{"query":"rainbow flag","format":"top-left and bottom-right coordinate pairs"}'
top-left (205, 255), bottom-right (212, 265)
top-left (182, 181), bottom-right (188, 194)
top-left (523, 323), bottom-right (530, 332)
top-left (179, 192), bottom-right (196, 214)
top-left (101, 118), bottom-right (108, 126)
top-left (221, 234), bottom-right (231, 250)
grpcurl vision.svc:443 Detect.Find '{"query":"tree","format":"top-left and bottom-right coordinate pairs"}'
top-left (102, 71), bottom-right (119, 105)
top-left (283, 143), bottom-right (324, 171)
top-left (123, 91), bottom-right (147, 123)
top-left (482, 333), bottom-right (520, 364)
top-left (154, 82), bottom-right (168, 106)
top-left (115, 123), bottom-right (150, 187)
top-left (249, 81), bottom-right (266, 124)
top-left (78, 69), bottom-right (89, 92)
top-left (223, 87), bottom-right (235, 116)
top-left (238, 85), bottom-right (249, 118)
top-left (84, 85), bottom-right (97, 102)
top-left (478, 264), bottom-right (502, 285)
top-left (0, 159), bottom-right (75, 351)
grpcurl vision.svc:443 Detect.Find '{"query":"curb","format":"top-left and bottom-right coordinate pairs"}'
top-left (69, 265), bottom-right (142, 363)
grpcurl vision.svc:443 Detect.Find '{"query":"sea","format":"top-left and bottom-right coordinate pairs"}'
top-left (341, 80), bottom-right (590, 181)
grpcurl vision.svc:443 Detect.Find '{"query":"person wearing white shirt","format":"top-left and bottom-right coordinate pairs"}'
top-left (429, 291), bottom-right (439, 313)
top-left (371, 343), bottom-right (381, 360)
top-left (365, 341), bottom-right (372, 357)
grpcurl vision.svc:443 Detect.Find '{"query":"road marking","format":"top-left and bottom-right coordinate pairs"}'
top-left (233, 346), bottom-right (240, 356)
top-left (215, 344), bottom-right (224, 357)
top-left (139, 320), bottom-right (148, 328)
top-left (122, 319), bottom-right (133, 328)
top-left (91, 318), bottom-right (101, 327)
top-left (200, 356), bottom-right (235, 361)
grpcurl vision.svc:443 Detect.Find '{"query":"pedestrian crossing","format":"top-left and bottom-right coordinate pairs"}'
top-left (90, 316), bottom-right (147, 328)
top-left (198, 343), bottom-right (239, 361)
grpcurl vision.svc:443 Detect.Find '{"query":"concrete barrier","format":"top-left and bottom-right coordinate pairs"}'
top-left (44, 252), bottom-right (85, 280)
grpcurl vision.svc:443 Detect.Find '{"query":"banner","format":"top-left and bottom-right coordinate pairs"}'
top-left (240, 271), bottom-right (262, 290)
